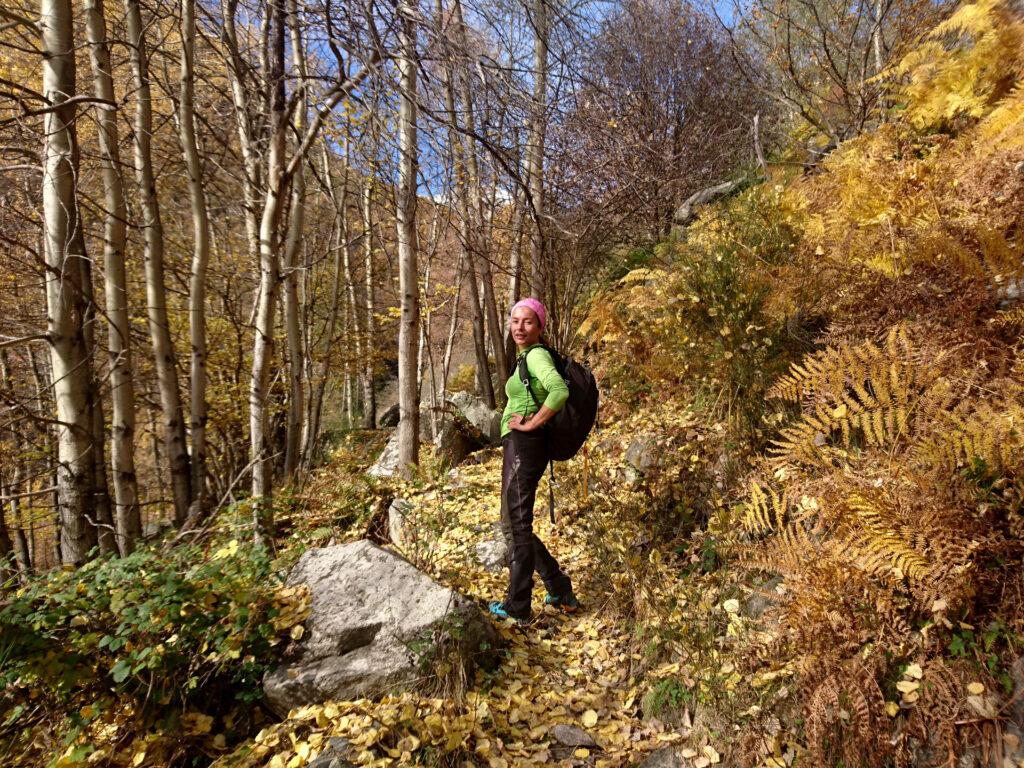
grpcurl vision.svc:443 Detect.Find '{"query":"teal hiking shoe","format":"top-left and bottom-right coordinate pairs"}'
top-left (544, 591), bottom-right (581, 613)
top-left (488, 601), bottom-right (528, 625)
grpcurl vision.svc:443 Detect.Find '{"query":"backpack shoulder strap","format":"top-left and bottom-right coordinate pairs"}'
top-left (518, 350), bottom-right (541, 408)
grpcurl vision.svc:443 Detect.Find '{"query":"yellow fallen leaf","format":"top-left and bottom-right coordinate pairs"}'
top-left (582, 709), bottom-right (599, 728)
top-left (905, 663), bottom-right (923, 680)
top-left (290, 625), bottom-right (304, 640)
top-left (574, 748), bottom-right (591, 759)
top-left (967, 682), bottom-right (985, 695)
top-left (704, 745), bottom-right (721, 763)
top-left (896, 680), bottom-right (919, 693)
top-left (885, 702), bottom-right (900, 717)
top-left (132, 751), bottom-right (146, 767)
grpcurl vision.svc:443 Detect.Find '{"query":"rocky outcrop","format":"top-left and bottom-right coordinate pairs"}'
top-left (447, 391), bottom-right (501, 444)
top-left (388, 498), bottom-right (413, 547)
top-left (366, 433), bottom-right (400, 478)
top-left (378, 404), bottom-right (400, 428)
top-left (263, 540), bottom-right (498, 716)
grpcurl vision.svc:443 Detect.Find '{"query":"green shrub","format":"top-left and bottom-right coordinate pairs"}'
top-left (0, 538), bottom-right (280, 719)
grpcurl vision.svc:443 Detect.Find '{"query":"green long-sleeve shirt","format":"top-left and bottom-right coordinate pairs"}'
top-left (500, 344), bottom-right (569, 437)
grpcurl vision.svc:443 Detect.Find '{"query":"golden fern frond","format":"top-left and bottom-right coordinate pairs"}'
top-left (912, 399), bottom-right (1024, 476)
top-left (805, 665), bottom-right (890, 768)
top-left (742, 482), bottom-right (790, 534)
top-left (740, 521), bottom-right (819, 577)
top-left (843, 493), bottom-right (933, 585)
top-left (991, 306), bottom-right (1024, 330)
top-left (767, 327), bottom-right (943, 468)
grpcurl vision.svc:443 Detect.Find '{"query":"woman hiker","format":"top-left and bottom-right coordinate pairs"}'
top-left (489, 298), bottom-right (580, 624)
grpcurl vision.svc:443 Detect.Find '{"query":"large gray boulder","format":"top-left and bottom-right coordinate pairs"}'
top-left (263, 540), bottom-right (498, 716)
top-left (447, 392), bottom-right (501, 444)
top-left (433, 417), bottom-right (488, 467)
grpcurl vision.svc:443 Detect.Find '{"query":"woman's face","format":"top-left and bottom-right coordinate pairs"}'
top-left (510, 306), bottom-right (543, 350)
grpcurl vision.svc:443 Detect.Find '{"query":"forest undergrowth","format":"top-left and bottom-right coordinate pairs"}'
top-left (5, 0), bottom-right (1024, 765)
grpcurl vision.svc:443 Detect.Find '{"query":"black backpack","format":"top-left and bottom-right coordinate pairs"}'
top-left (517, 345), bottom-right (599, 461)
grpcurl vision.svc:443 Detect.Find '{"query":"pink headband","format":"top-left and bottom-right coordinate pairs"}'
top-left (510, 298), bottom-right (547, 330)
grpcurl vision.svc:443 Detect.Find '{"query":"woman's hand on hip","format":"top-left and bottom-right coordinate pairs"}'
top-left (508, 413), bottom-right (531, 431)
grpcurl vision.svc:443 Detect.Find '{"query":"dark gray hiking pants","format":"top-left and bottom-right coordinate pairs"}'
top-left (499, 429), bottom-right (572, 619)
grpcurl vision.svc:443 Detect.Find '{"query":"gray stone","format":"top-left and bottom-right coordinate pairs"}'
top-left (434, 415), bottom-right (488, 467)
top-left (263, 540), bottom-right (498, 716)
top-left (378, 404), bottom-right (400, 428)
top-left (309, 738), bottom-right (354, 768)
top-left (551, 724), bottom-right (598, 748)
top-left (635, 747), bottom-right (686, 768)
top-left (388, 498), bottom-right (413, 547)
top-left (625, 435), bottom-right (660, 473)
top-left (475, 538), bottom-right (508, 573)
top-left (744, 575), bottom-right (784, 620)
top-left (367, 433), bottom-right (400, 478)
top-left (448, 391), bottom-right (502, 444)
top-left (673, 179), bottom-right (742, 227)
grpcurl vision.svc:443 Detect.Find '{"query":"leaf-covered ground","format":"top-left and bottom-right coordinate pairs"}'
top-left (216, 415), bottom-right (735, 768)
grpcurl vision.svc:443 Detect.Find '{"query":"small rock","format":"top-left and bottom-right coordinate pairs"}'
top-left (388, 498), bottom-right (413, 548)
top-left (475, 539), bottom-right (507, 573)
top-left (309, 737), bottom-right (355, 768)
top-left (551, 724), bottom-right (598, 747)
top-left (636, 746), bottom-right (687, 768)
top-left (624, 435), bottom-right (660, 473)
top-left (743, 575), bottom-right (784, 619)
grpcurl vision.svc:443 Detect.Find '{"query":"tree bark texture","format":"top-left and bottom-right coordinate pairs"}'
top-left (40, 0), bottom-right (97, 565)
top-left (180, 0), bottom-right (212, 524)
top-left (395, 1), bottom-right (420, 477)
top-left (84, 0), bottom-right (142, 554)
top-left (126, 0), bottom-right (193, 524)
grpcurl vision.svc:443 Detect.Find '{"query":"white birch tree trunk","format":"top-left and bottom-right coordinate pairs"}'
top-left (282, 0), bottom-right (307, 479)
top-left (126, 0), bottom-right (193, 524)
top-left (526, 0), bottom-right (548, 303)
top-left (40, 0), bottom-right (96, 565)
top-left (179, 0), bottom-right (212, 525)
top-left (250, 0), bottom-right (288, 521)
top-left (84, 0), bottom-right (141, 555)
top-left (395, 0), bottom-right (420, 477)
top-left (361, 182), bottom-right (377, 428)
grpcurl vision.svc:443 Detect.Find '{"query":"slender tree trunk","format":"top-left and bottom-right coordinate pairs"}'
top-left (250, 0), bottom-right (288, 522)
top-left (526, 0), bottom-right (548, 302)
top-left (84, 0), bottom-right (142, 554)
top-left (441, 254), bottom-right (464, 401)
top-left (76, 236), bottom-right (117, 556)
top-left (220, 0), bottom-right (262, 268)
top-left (361, 182), bottom-right (377, 427)
top-left (505, 185), bottom-right (526, 363)
top-left (126, 0), bottom-right (193, 524)
top-left (395, 1), bottom-right (420, 477)
top-left (40, 0), bottom-right (96, 565)
top-left (180, 0), bottom-right (211, 525)
top-left (282, 0), bottom-right (307, 479)
top-left (0, 353), bottom-right (32, 578)
top-left (437, 10), bottom-right (495, 407)
top-left (305, 141), bottom-right (349, 462)
top-left (452, 0), bottom-right (508, 383)
top-left (27, 347), bottom-right (60, 562)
